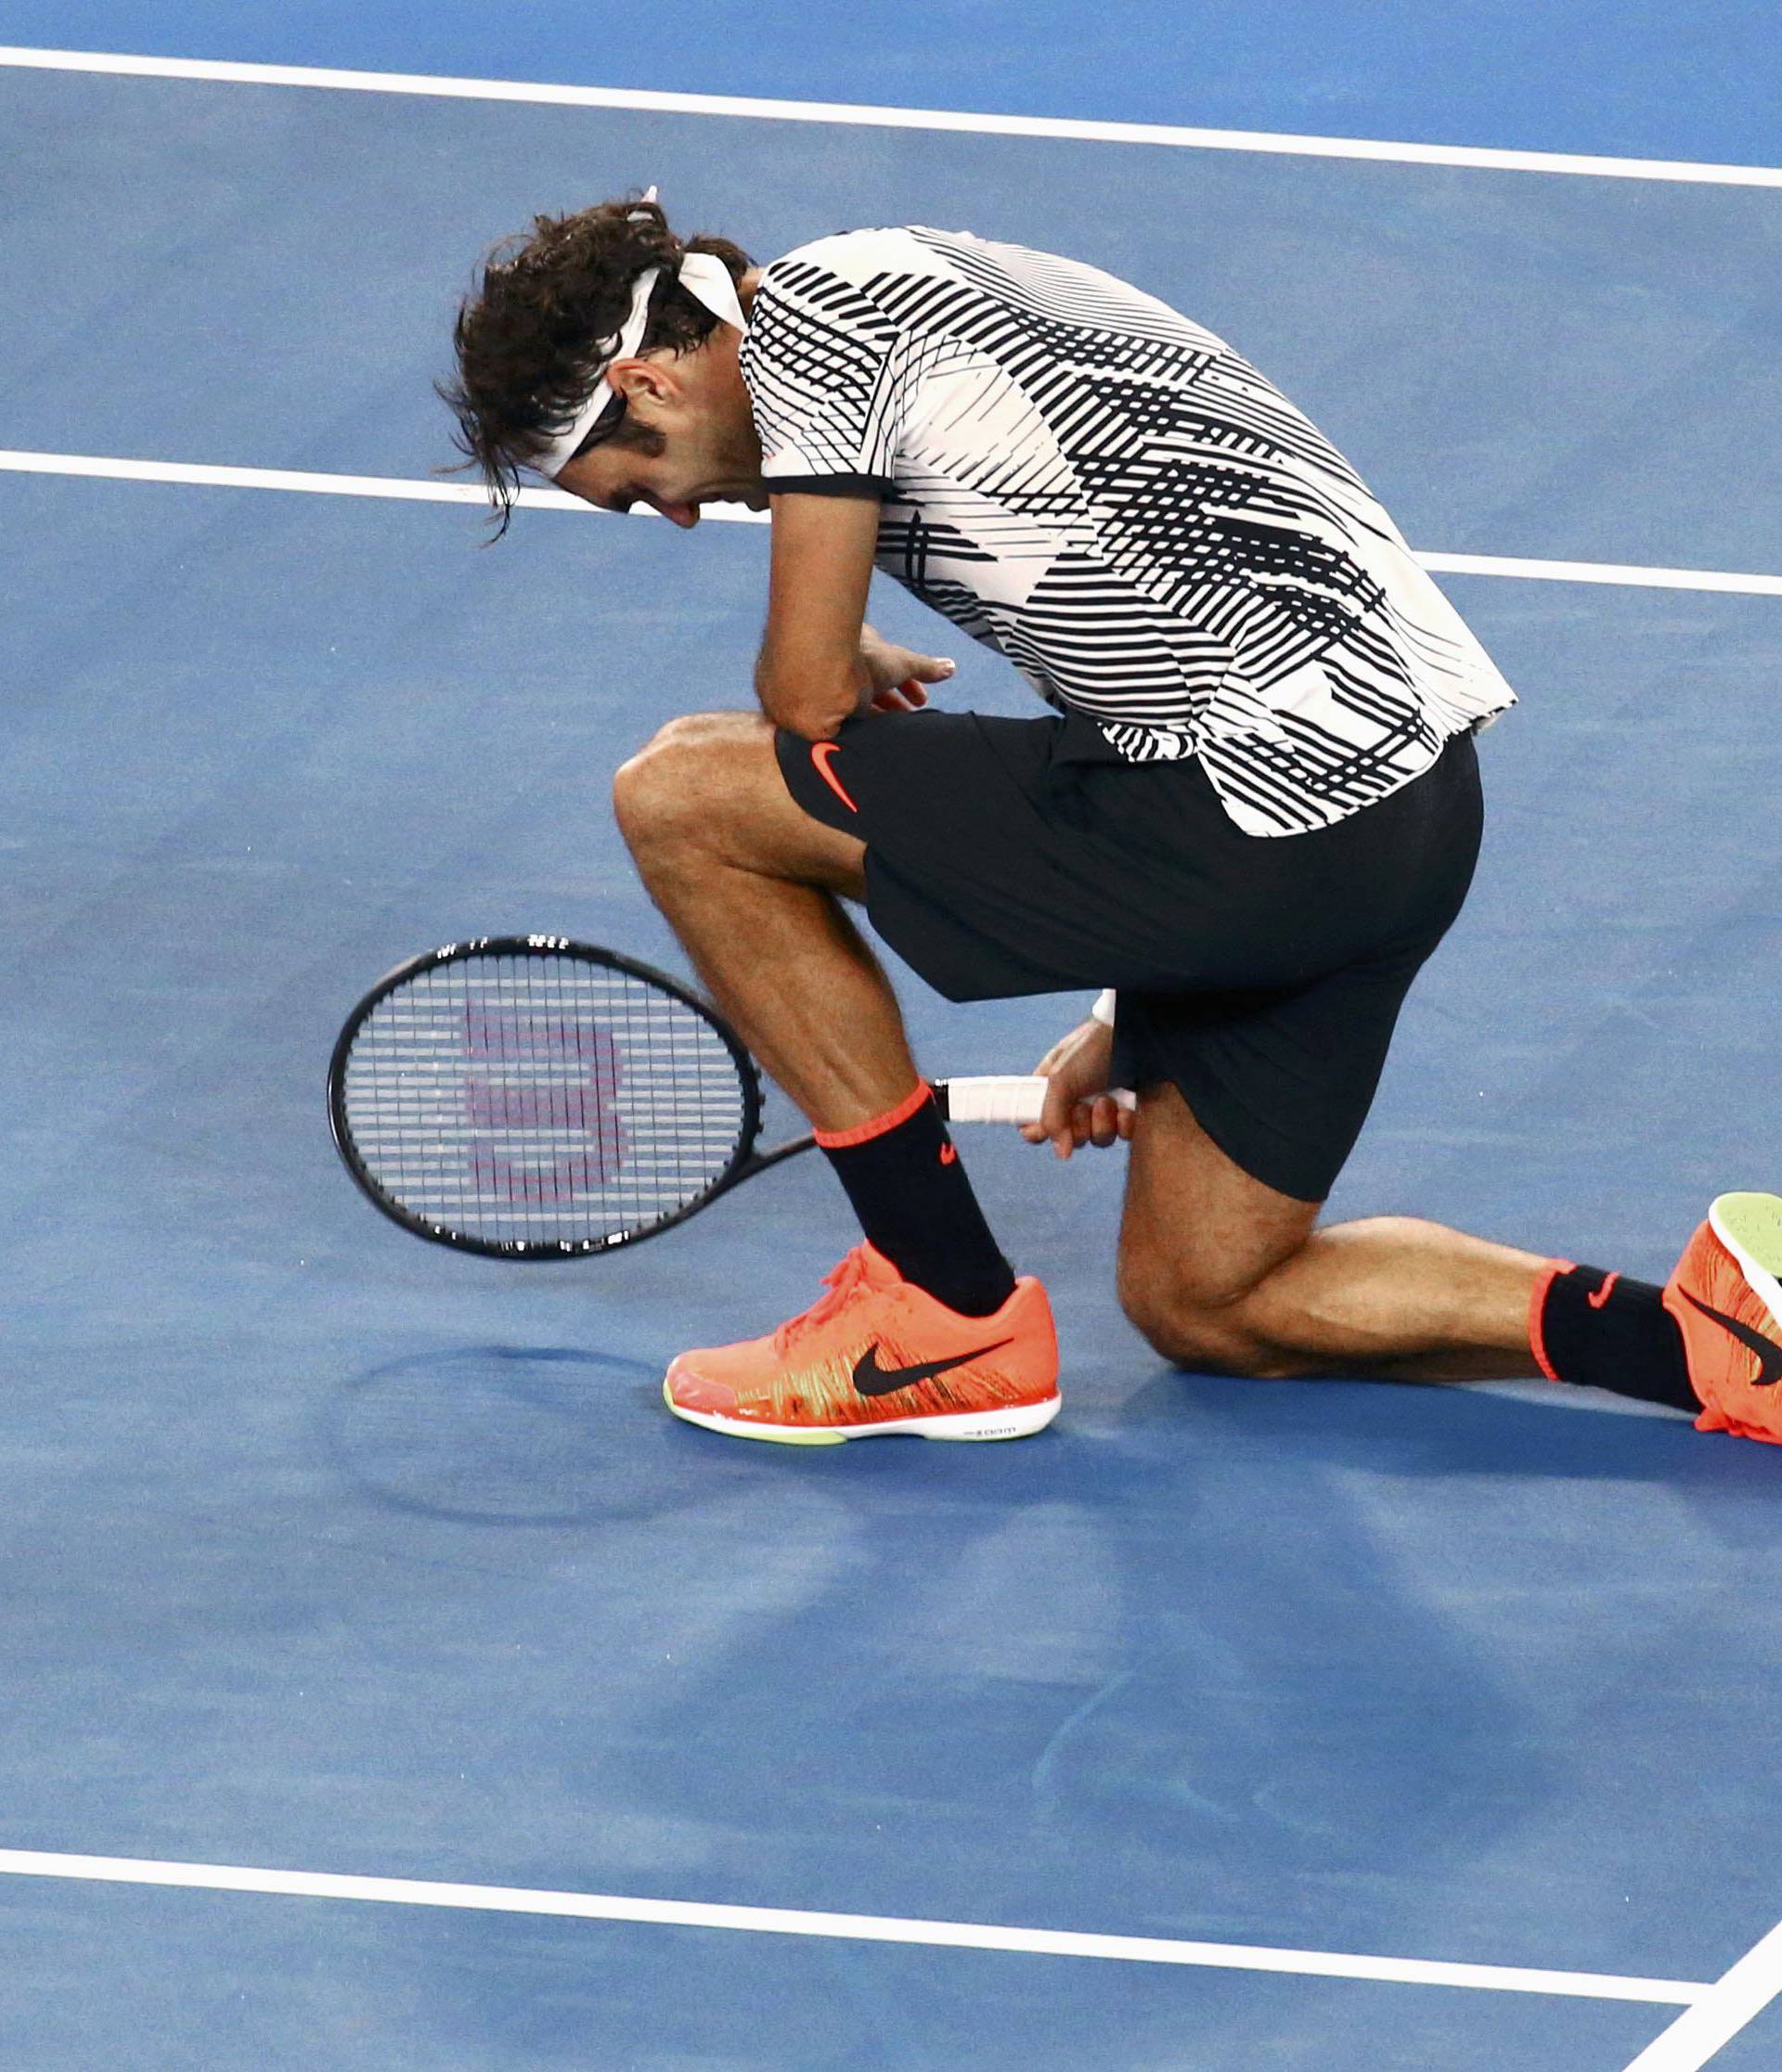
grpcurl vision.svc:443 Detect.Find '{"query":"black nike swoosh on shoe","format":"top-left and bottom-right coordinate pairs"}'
top-left (1679, 1290), bottom-right (1782, 1388)
top-left (852, 1338), bottom-right (1014, 1397)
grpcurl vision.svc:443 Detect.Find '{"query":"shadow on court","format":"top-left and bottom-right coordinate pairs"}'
top-left (329, 1345), bottom-right (672, 1526)
top-left (1134, 1367), bottom-right (1711, 1485)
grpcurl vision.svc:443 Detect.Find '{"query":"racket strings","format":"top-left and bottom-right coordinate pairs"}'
top-left (341, 953), bottom-right (748, 1250)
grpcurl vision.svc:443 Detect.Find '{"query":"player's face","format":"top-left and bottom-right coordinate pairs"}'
top-left (555, 329), bottom-right (766, 528)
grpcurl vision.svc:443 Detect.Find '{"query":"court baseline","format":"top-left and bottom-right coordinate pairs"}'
top-left (0, 1847), bottom-right (1709, 2008)
top-left (2, 44), bottom-right (1780, 187)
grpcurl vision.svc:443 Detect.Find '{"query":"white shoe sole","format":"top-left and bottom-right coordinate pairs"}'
top-left (663, 1379), bottom-right (1062, 1445)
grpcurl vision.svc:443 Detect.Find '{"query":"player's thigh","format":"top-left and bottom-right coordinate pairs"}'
top-left (1117, 1082), bottom-right (1319, 1333)
top-left (613, 710), bottom-right (867, 895)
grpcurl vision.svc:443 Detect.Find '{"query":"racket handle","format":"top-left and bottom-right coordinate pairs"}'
top-left (936, 1075), bottom-right (1137, 1126)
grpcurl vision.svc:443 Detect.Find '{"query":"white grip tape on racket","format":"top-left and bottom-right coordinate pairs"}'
top-left (939, 1075), bottom-right (1137, 1126)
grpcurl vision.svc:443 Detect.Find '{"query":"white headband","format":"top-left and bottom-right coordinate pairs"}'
top-left (528, 191), bottom-right (747, 480)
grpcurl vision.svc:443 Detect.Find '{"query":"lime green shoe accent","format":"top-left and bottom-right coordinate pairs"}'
top-left (1711, 1193), bottom-right (1782, 1273)
top-left (1709, 1192), bottom-right (1782, 1328)
top-left (663, 1377), bottom-right (847, 1443)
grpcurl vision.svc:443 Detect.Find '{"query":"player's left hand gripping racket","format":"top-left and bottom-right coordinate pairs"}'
top-left (328, 936), bottom-right (1093, 1258)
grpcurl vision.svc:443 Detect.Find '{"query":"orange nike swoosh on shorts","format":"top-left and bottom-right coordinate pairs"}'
top-left (1587, 1272), bottom-right (1621, 1309)
top-left (939, 1143), bottom-right (957, 1165)
top-left (810, 741), bottom-right (859, 813)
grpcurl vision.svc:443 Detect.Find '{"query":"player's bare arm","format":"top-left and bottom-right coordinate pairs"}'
top-left (756, 495), bottom-right (959, 732)
top-left (755, 492), bottom-right (878, 737)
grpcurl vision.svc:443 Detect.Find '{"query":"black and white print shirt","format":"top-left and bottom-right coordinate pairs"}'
top-left (739, 225), bottom-right (1515, 837)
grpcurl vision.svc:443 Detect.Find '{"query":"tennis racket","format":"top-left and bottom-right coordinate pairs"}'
top-left (328, 935), bottom-right (1115, 1259)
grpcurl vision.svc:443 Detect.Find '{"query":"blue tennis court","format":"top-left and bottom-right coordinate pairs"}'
top-left (2, 6), bottom-right (1781, 2065)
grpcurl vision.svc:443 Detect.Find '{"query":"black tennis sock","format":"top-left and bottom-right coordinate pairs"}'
top-left (818, 1084), bottom-right (1017, 1319)
top-left (1533, 1262), bottom-right (1698, 1411)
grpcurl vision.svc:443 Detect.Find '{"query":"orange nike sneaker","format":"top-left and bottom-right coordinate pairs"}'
top-left (1662, 1192), bottom-right (1782, 1443)
top-left (664, 1242), bottom-right (1060, 1444)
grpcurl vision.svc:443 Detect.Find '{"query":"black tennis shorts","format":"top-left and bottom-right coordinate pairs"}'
top-left (775, 707), bottom-right (1483, 1203)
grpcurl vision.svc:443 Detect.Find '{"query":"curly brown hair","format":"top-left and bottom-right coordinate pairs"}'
top-left (438, 193), bottom-right (754, 538)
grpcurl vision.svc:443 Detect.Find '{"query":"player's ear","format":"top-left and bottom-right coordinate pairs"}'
top-left (610, 356), bottom-right (678, 414)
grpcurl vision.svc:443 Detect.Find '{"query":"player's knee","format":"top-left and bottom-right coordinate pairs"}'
top-left (1120, 1293), bottom-right (1263, 1376)
top-left (612, 715), bottom-right (718, 856)
top-left (613, 713), bottom-right (775, 864)
top-left (1117, 1259), bottom-right (1288, 1379)
top-left (1117, 1255), bottom-right (1226, 1363)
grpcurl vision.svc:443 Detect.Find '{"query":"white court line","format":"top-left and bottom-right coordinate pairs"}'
top-left (1, 45), bottom-right (1779, 189)
top-left (1415, 551), bottom-right (1782, 600)
top-left (0, 447), bottom-right (596, 515)
top-left (0, 1847), bottom-right (1706, 2003)
top-left (5, 449), bottom-right (1781, 599)
top-left (1620, 1915), bottom-right (1782, 2070)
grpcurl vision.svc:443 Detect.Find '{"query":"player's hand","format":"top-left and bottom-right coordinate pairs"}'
top-left (859, 626), bottom-right (956, 713)
top-left (1021, 1016), bottom-right (1134, 1160)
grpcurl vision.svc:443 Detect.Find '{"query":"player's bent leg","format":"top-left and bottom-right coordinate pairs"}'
top-left (1117, 1086), bottom-right (1731, 1419)
top-left (614, 713), bottom-right (1039, 1435)
top-left (612, 710), bottom-right (912, 1130)
top-left (1116, 1083), bottom-right (1552, 1383)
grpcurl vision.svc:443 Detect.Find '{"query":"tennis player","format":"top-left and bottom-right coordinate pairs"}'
top-left (440, 192), bottom-right (1782, 1448)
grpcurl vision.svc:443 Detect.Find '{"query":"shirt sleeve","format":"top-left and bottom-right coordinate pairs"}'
top-left (741, 257), bottom-right (902, 496)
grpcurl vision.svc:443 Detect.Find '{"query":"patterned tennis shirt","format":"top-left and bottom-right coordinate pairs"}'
top-left (738, 225), bottom-right (1515, 837)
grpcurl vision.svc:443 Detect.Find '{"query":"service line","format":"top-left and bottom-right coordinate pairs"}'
top-left (0, 45), bottom-right (1779, 188)
top-left (0, 1846), bottom-right (1707, 2004)
top-left (4, 449), bottom-right (1780, 599)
